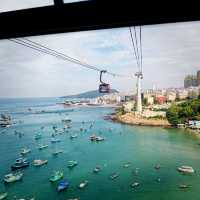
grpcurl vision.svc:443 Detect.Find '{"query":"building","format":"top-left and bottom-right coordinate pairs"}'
top-left (176, 89), bottom-right (189, 100)
top-left (146, 96), bottom-right (154, 105)
top-left (184, 75), bottom-right (198, 88)
top-left (188, 87), bottom-right (199, 99)
top-left (155, 95), bottom-right (166, 104)
top-left (197, 70), bottom-right (200, 85)
top-left (166, 91), bottom-right (176, 102)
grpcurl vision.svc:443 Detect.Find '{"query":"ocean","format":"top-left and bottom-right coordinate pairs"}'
top-left (0, 97), bottom-right (200, 200)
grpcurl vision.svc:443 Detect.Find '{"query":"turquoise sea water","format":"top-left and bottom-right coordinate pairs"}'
top-left (0, 98), bottom-right (200, 200)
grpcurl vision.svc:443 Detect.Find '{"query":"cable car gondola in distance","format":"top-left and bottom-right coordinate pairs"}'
top-left (99, 70), bottom-right (110, 93)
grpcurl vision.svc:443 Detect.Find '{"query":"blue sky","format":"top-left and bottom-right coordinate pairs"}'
top-left (0, 21), bottom-right (200, 97)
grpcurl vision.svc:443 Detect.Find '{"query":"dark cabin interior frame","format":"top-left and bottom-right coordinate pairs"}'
top-left (0, 0), bottom-right (199, 39)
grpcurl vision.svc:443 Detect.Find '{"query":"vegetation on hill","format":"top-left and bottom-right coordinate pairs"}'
top-left (166, 99), bottom-right (200, 125)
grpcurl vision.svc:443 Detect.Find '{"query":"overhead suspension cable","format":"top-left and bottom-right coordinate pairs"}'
top-left (129, 27), bottom-right (140, 70)
top-left (139, 26), bottom-right (143, 73)
top-left (9, 38), bottom-right (132, 78)
top-left (129, 26), bottom-right (143, 73)
top-left (133, 26), bottom-right (141, 71)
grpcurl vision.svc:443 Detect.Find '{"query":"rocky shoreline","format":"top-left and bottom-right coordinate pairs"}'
top-left (106, 112), bottom-right (171, 128)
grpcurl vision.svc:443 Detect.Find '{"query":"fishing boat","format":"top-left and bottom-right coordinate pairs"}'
top-left (67, 198), bottom-right (79, 200)
top-left (177, 166), bottom-right (194, 173)
top-left (154, 164), bottom-right (161, 170)
top-left (49, 171), bottom-right (64, 182)
top-left (110, 173), bottom-right (119, 180)
top-left (123, 162), bottom-right (131, 168)
top-left (38, 144), bottom-right (48, 150)
top-left (156, 178), bottom-right (161, 182)
top-left (179, 184), bottom-right (190, 189)
top-left (52, 150), bottom-right (63, 156)
top-left (70, 134), bottom-right (78, 139)
top-left (4, 172), bottom-right (23, 183)
top-left (96, 136), bottom-right (105, 142)
top-left (11, 158), bottom-right (29, 170)
top-left (90, 135), bottom-right (97, 141)
top-left (78, 180), bottom-right (88, 189)
top-left (57, 179), bottom-right (70, 192)
top-left (131, 182), bottom-right (140, 188)
top-left (62, 118), bottom-right (72, 123)
top-left (67, 160), bottom-right (78, 168)
top-left (33, 159), bottom-right (48, 166)
top-left (51, 138), bottom-right (61, 143)
top-left (20, 148), bottom-right (31, 155)
top-left (0, 193), bottom-right (7, 200)
top-left (93, 166), bottom-right (101, 173)
top-left (34, 133), bottom-right (42, 140)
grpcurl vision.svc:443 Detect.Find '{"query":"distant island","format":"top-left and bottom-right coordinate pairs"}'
top-left (60, 89), bottom-right (118, 99)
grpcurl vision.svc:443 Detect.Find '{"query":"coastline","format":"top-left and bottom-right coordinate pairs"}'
top-left (107, 112), bottom-right (171, 128)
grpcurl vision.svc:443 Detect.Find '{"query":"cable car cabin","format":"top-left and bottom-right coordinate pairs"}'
top-left (99, 83), bottom-right (110, 93)
top-left (99, 70), bottom-right (110, 93)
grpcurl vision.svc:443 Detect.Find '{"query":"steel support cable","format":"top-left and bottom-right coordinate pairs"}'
top-left (9, 38), bottom-right (132, 78)
top-left (139, 26), bottom-right (143, 73)
top-left (129, 27), bottom-right (140, 70)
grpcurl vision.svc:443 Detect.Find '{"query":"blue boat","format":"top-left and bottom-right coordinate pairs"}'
top-left (57, 179), bottom-right (69, 192)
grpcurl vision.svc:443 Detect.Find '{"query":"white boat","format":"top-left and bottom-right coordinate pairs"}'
top-left (0, 193), bottom-right (7, 200)
top-left (38, 144), bottom-right (48, 150)
top-left (52, 150), bottom-right (63, 156)
top-left (78, 180), bottom-right (88, 189)
top-left (96, 136), bottom-right (105, 142)
top-left (93, 166), bottom-right (101, 173)
top-left (51, 138), bottom-right (61, 143)
top-left (70, 134), bottom-right (78, 139)
top-left (4, 172), bottom-right (23, 183)
top-left (177, 166), bottom-right (194, 173)
top-left (33, 159), bottom-right (48, 166)
top-left (131, 182), bottom-right (140, 188)
top-left (20, 148), bottom-right (31, 155)
top-left (123, 162), bottom-right (131, 168)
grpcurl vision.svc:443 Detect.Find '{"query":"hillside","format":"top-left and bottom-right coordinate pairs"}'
top-left (61, 89), bottom-right (119, 99)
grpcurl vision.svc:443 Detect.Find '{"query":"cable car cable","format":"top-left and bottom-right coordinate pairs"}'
top-left (9, 38), bottom-right (132, 78)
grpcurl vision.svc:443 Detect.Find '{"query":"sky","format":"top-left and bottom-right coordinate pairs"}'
top-left (0, 20), bottom-right (200, 97)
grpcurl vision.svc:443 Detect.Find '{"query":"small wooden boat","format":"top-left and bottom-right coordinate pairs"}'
top-left (4, 172), bottom-right (23, 183)
top-left (96, 136), bottom-right (105, 142)
top-left (38, 144), bottom-right (48, 150)
top-left (90, 135), bottom-right (97, 141)
top-left (131, 182), bottom-right (140, 188)
top-left (93, 166), bottom-right (101, 173)
top-left (154, 164), bottom-right (161, 170)
top-left (123, 162), bottom-right (131, 168)
top-left (177, 166), bottom-right (194, 173)
top-left (52, 150), bottom-right (63, 156)
top-left (78, 180), bottom-right (88, 189)
top-left (20, 148), bottom-right (31, 155)
top-left (49, 171), bottom-right (64, 182)
top-left (57, 179), bottom-right (69, 192)
top-left (51, 138), bottom-right (61, 143)
top-left (110, 173), bottom-right (119, 180)
top-left (67, 160), bottom-right (78, 168)
top-left (35, 133), bottom-right (42, 140)
top-left (70, 134), bottom-right (78, 139)
top-left (33, 159), bottom-right (48, 166)
top-left (0, 193), bottom-right (7, 200)
top-left (179, 184), bottom-right (190, 189)
top-left (67, 198), bottom-right (79, 200)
